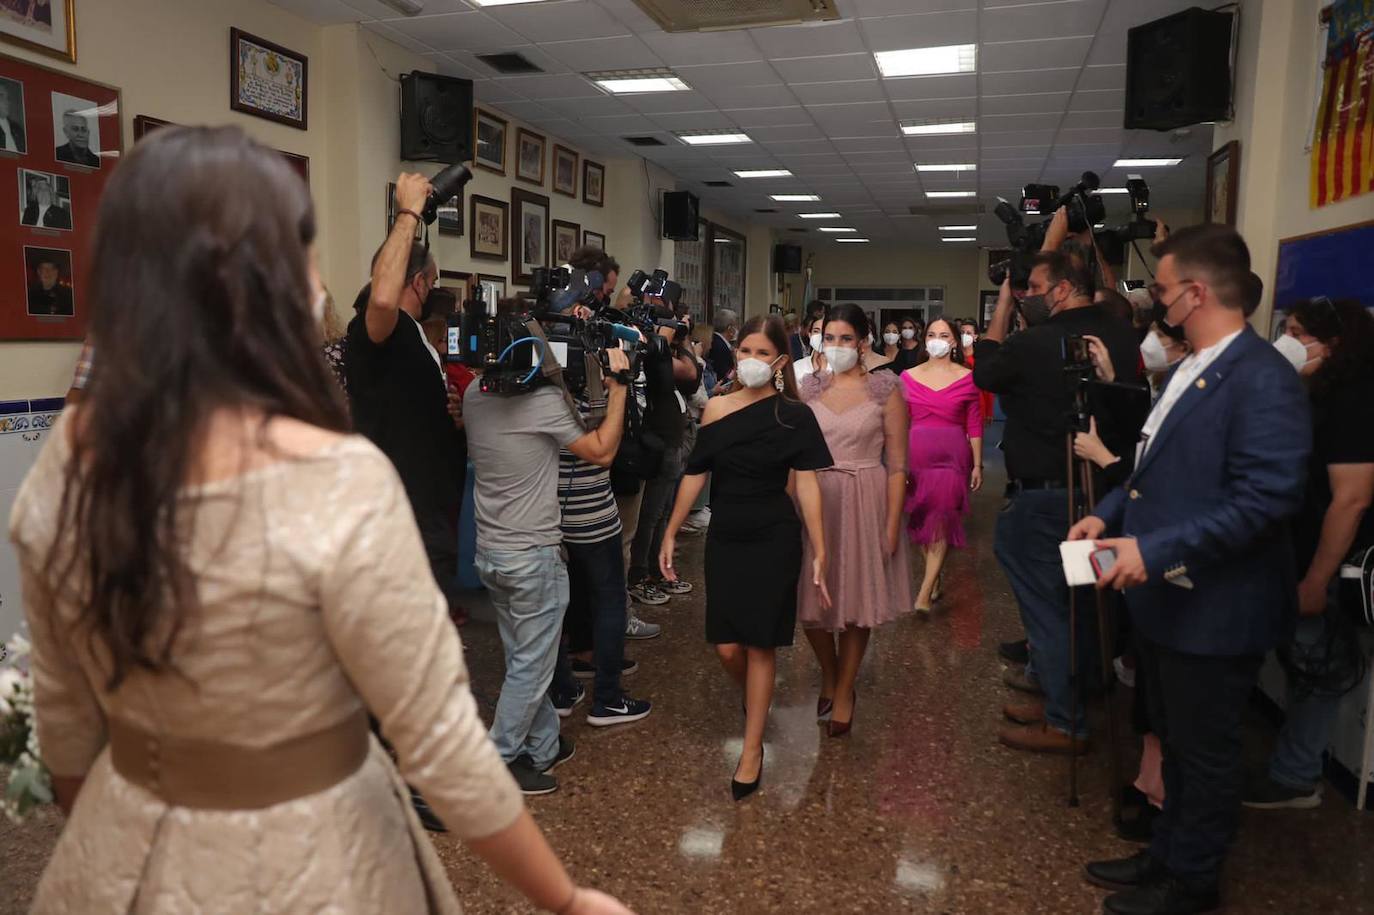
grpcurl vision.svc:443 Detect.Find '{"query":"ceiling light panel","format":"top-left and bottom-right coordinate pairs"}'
top-left (926, 191), bottom-right (976, 198)
top-left (818, 227), bottom-right (858, 233)
top-left (942, 237), bottom-right (977, 242)
top-left (676, 130), bottom-right (752, 145)
top-left (798, 212), bottom-right (842, 218)
top-left (587, 68), bottom-right (690, 95)
top-left (1112, 158), bottom-right (1182, 167)
top-left (875, 44), bottom-right (976, 78)
top-left (771, 194), bottom-right (821, 201)
top-left (835, 238), bottom-right (870, 243)
top-left (914, 163), bottom-right (976, 172)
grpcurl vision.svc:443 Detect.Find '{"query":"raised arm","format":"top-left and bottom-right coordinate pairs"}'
top-left (366, 174), bottom-right (431, 344)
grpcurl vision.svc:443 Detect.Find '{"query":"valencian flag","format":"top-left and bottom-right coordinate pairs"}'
top-left (1311, 0), bottom-right (1374, 208)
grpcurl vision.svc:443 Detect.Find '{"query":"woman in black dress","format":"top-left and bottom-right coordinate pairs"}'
top-left (659, 315), bottom-right (833, 800)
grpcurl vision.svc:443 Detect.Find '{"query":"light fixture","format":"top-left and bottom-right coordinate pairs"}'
top-left (1112, 158), bottom-right (1181, 167)
top-left (914, 163), bottom-right (976, 172)
top-left (676, 130), bottom-right (751, 146)
top-left (798, 212), bottom-right (841, 219)
top-left (734, 169), bottom-right (792, 178)
top-left (770, 193), bottom-right (820, 201)
top-left (938, 224), bottom-right (977, 231)
top-left (587, 68), bottom-right (689, 95)
top-left (901, 119), bottom-right (976, 136)
top-left (818, 227), bottom-right (857, 233)
top-left (835, 238), bottom-right (870, 243)
top-left (926, 191), bottom-right (975, 198)
top-left (1093, 187), bottom-right (1131, 194)
top-left (875, 44), bottom-right (976, 78)
top-left (942, 236), bottom-right (977, 242)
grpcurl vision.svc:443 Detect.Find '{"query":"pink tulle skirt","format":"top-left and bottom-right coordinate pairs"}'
top-left (906, 424), bottom-right (971, 547)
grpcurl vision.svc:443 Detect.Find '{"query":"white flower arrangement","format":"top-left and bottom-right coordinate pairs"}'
top-left (1, 632), bottom-right (53, 822)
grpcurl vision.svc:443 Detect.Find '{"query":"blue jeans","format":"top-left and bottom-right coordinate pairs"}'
top-left (1269, 583), bottom-right (1344, 791)
top-left (993, 487), bottom-right (1094, 737)
top-left (552, 535), bottom-right (628, 709)
top-left (476, 546), bottom-right (567, 769)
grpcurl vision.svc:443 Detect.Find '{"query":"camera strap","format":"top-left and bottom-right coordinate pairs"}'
top-left (516, 315), bottom-right (607, 430)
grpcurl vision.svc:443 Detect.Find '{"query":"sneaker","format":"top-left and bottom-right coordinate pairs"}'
top-left (571, 657), bottom-right (639, 680)
top-left (657, 578), bottom-right (693, 595)
top-left (680, 507), bottom-right (711, 534)
top-left (553, 683), bottom-right (586, 719)
top-left (1242, 775), bottom-right (1322, 810)
top-left (541, 736), bottom-right (576, 773)
top-left (508, 755), bottom-right (558, 795)
top-left (586, 696), bottom-right (653, 728)
top-left (998, 638), bottom-right (1030, 665)
top-left (629, 582), bottom-right (670, 606)
top-left (625, 614), bottom-right (662, 640)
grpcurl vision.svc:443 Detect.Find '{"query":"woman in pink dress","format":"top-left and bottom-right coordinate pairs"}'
top-left (902, 317), bottom-right (984, 614)
top-left (798, 304), bottom-right (912, 737)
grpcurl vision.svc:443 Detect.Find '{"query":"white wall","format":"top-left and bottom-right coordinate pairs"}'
top-left (796, 241), bottom-right (984, 318)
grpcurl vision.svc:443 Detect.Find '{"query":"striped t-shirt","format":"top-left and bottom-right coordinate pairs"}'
top-left (558, 398), bottom-right (621, 544)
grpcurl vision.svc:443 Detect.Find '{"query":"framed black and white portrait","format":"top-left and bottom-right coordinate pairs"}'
top-left (18, 168), bottom-right (71, 230)
top-left (51, 90), bottom-right (100, 168)
top-left (511, 187), bottom-right (548, 286)
top-left (0, 75), bottom-right (26, 154)
top-left (23, 245), bottom-right (73, 317)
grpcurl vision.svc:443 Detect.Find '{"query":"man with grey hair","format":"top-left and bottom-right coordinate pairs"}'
top-left (708, 307), bottom-right (738, 394)
top-left (55, 109), bottom-right (99, 168)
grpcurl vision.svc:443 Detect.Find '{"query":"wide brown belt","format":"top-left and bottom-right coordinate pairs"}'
top-left (108, 708), bottom-right (370, 810)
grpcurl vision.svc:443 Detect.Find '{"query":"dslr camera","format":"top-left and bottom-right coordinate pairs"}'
top-left (599, 267), bottom-right (685, 361)
top-left (988, 171), bottom-right (1106, 288)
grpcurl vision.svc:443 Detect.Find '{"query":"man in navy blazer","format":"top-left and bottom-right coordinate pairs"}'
top-left (1070, 225), bottom-right (1311, 915)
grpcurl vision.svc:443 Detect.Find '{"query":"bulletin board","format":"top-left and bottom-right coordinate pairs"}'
top-left (1270, 219), bottom-right (1374, 338)
top-left (0, 52), bottom-right (121, 341)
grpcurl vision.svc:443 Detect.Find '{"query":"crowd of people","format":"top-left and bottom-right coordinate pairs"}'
top-left (9, 128), bottom-right (1372, 915)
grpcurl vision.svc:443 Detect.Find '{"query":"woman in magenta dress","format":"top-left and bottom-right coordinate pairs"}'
top-left (902, 317), bottom-right (983, 614)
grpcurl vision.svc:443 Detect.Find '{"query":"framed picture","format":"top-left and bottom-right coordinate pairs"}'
top-left (469, 193), bottom-right (508, 260)
top-left (552, 219), bottom-right (580, 266)
top-left (1205, 140), bottom-right (1240, 227)
top-left (0, 0), bottom-right (75, 63)
top-left (980, 289), bottom-right (999, 327)
top-left (583, 229), bottom-right (606, 251)
top-left (473, 108), bottom-right (506, 176)
top-left (516, 127), bottom-right (545, 186)
top-left (230, 27), bottom-right (308, 130)
top-left (511, 187), bottom-right (548, 286)
top-left (52, 90), bottom-right (101, 168)
top-left (477, 273), bottom-right (507, 309)
top-left (23, 244), bottom-right (73, 318)
top-left (0, 75), bottom-right (26, 154)
top-left (553, 144), bottom-right (578, 197)
top-left (132, 114), bottom-right (171, 142)
top-left (280, 150), bottom-right (309, 184)
top-left (439, 268), bottom-right (474, 306)
top-left (436, 193), bottom-right (462, 236)
top-left (582, 159), bottom-right (605, 207)
top-left (132, 112), bottom-right (308, 184)
top-left (17, 168), bottom-right (71, 230)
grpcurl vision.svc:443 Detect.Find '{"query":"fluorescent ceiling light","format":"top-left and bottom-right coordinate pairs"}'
top-left (770, 194), bottom-right (820, 201)
top-left (875, 44), bottom-right (976, 78)
top-left (901, 120), bottom-right (976, 136)
top-left (836, 238), bottom-right (870, 243)
top-left (587, 68), bottom-right (689, 95)
top-left (798, 212), bottom-right (841, 218)
top-left (938, 224), bottom-right (977, 231)
top-left (942, 237), bottom-right (977, 242)
top-left (1093, 188), bottom-right (1130, 194)
top-left (915, 163), bottom-right (976, 173)
top-left (926, 191), bottom-right (975, 198)
top-left (734, 169), bottom-right (792, 178)
top-left (677, 131), bottom-right (751, 146)
top-left (1112, 158), bottom-right (1181, 167)
top-left (818, 227), bottom-right (857, 233)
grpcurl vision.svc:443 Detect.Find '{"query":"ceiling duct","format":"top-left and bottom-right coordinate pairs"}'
top-left (633, 0), bottom-right (839, 33)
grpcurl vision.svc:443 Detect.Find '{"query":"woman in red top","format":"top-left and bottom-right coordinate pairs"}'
top-left (959, 319), bottom-right (995, 424)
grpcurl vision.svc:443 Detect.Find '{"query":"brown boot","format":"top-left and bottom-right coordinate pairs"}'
top-left (1003, 699), bottom-right (1045, 725)
top-left (998, 722), bottom-right (1091, 755)
top-left (1002, 668), bottom-right (1044, 695)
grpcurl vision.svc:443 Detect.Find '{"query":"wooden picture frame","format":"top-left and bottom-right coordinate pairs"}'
top-left (1204, 140), bottom-right (1240, 227)
top-left (511, 187), bottom-right (549, 286)
top-left (477, 272), bottom-right (507, 309)
top-left (551, 219), bottom-right (580, 266)
top-left (472, 107), bottom-right (506, 176)
top-left (0, 0), bottom-right (75, 64)
top-left (552, 144), bottom-right (578, 197)
top-left (230, 27), bottom-right (308, 131)
top-left (439, 268), bottom-right (474, 307)
top-left (582, 158), bottom-right (605, 207)
top-left (469, 193), bottom-right (508, 260)
top-left (131, 113), bottom-right (308, 183)
top-left (583, 229), bottom-right (606, 251)
top-left (515, 127), bottom-right (545, 186)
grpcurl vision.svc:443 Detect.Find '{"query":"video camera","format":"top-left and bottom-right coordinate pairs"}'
top-left (594, 267), bottom-right (686, 361)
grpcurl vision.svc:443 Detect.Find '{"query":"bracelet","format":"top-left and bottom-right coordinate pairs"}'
top-left (395, 208), bottom-right (423, 225)
top-left (554, 886), bottom-right (578, 915)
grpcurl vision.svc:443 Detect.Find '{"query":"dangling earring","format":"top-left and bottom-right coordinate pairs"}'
top-left (774, 369), bottom-right (785, 392)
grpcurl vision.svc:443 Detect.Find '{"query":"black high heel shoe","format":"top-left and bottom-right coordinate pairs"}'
top-left (827, 691), bottom-right (857, 738)
top-left (731, 752), bottom-right (764, 801)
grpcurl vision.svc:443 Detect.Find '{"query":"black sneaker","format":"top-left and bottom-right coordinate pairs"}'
top-left (542, 736), bottom-right (576, 773)
top-left (1242, 774), bottom-right (1322, 810)
top-left (586, 696), bottom-right (653, 728)
top-left (998, 638), bottom-right (1030, 665)
top-left (508, 755), bottom-right (558, 795)
top-left (571, 657), bottom-right (639, 680)
top-left (552, 683), bottom-right (586, 719)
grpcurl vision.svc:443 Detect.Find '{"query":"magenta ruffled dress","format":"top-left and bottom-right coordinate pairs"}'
top-left (902, 372), bottom-right (982, 547)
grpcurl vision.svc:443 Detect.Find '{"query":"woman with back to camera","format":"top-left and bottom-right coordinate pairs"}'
top-left (798, 304), bottom-right (912, 736)
top-left (902, 317), bottom-right (983, 614)
top-left (658, 315), bottom-right (833, 800)
top-left (6, 126), bottom-right (630, 915)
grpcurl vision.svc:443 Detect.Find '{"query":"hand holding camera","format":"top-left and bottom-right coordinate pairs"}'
top-left (603, 347), bottom-right (631, 388)
top-left (393, 173), bottom-right (433, 223)
top-left (1082, 334), bottom-right (1115, 383)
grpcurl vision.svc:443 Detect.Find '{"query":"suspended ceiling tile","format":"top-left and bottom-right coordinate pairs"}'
top-left (857, 9), bottom-right (977, 52)
top-left (880, 73), bottom-right (979, 101)
top-left (483, 0), bottom-right (630, 43)
top-left (889, 97), bottom-right (978, 120)
top-left (979, 92), bottom-right (1072, 117)
top-left (789, 80), bottom-right (887, 106)
top-left (538, 35), bottom-right (664, 71)
top-left (382, 12), bottom-right (523, 51)
top-left (980, 67), bottom-right (1081, 95)
top-left (638, 28), bottom-right (763, 66)
top-left (771, 53), bottom-right (879, 84)
top-left (1077, 63), bottom-right (1128, 91)
top-left (982, 36), bottom-right (1094, 72)
top-left (726, 106), bottom-right (816, 128)
top-left (979, 0), bottom-right (1107, 44)
top-left (673, 61), bottom-right (782, 90)
top-left (697, 83), bottom-right (800, 109)
top-left (752, 19), bottom-right (868, 59)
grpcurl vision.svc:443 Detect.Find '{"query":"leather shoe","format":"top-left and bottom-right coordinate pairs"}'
top-left (1084, 851), bottom-right (1166, 892)
top-left (999, 638), bottom-right (1030, 665)
top-left (998, 722), bottom-right (1090, 755)
top-left (1002, 699), bottom-right (1044, 725)
top-left (1002, 667), bottom-right (1044, 695)
top-left (1103, 876), bottom-right (1220, 914)
top-left (1115, 803), bottom-right (1160, 844)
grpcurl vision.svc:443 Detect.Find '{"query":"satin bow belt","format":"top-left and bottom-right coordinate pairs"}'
top-left (108, 707), bottom-right (370, 810)
top-left (819, 460), bottom-right (885, 476)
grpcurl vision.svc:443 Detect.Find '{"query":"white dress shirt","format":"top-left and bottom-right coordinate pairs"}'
top-left (1138, 327), bottom-right (1243, 461)
top-left (0, 119), bottom-right (16, 152)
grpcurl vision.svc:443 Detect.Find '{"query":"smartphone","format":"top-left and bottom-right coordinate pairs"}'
top-left (1090, 548), bottom-right (1118, 579)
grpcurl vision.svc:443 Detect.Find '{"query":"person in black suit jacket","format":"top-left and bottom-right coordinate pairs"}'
top-left (28, 256), bottom-right (73, 316)
top-left (1071, 225), bottom-right (1311, 915)
top-left (708, 307), bottom-right (738, 393)
top-left (55, 110), bottom-right (99, 168)
top-left (0, 81), bottom-right (25, 154)
top-left (21, 177), bottom-right (71, 229)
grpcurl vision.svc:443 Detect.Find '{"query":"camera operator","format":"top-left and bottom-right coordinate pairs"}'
top-left (973, 249), bottom-right (1141, 755)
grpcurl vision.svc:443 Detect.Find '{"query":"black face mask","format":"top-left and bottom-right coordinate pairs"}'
top-left (1020, 293), bottom-right (1052, 327)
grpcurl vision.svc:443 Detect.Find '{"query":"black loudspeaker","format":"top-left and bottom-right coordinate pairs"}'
top-left (401, 71), bottom-right (473, 164)
top-left (662, 190), bottom-right (699, 240)
top-left (1124, 8), bottom-right (1234, 131)
top-left (773, 244), bottom-right (802, 274)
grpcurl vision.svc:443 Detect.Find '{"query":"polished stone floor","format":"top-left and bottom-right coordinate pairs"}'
top-left (3, 437), bottom-right (1372, 914)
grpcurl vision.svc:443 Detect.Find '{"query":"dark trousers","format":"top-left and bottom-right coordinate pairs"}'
top-left (1138, 636), bottom-right (1263, 885)
top-left (553, 536), bottom-right (627, 708)
top-left (414, 500), bottom-right (461, 610)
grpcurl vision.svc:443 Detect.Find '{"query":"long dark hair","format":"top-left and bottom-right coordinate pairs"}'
top-left (735, 313), bottom-right (799, 401)
top-left (925, 317), bottom-right (966, 366)
top-left (49, 126), bottom-right (349, 688)
top-left (823, 302), bottom-right (871, 341)
top-left (1291, 297), bottom-right (1374, 401)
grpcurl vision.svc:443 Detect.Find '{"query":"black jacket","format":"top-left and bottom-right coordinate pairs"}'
top-left (21, 203), bottom-right (71, 229)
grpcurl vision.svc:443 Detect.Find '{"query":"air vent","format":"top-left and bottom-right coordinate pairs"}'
top-left (624, 135), bottom-right (665, 146)
top-left (476, 52), bottom-right (542, 74)
top-left (634, 0), bottom-right (839, 32)
top-left (754, 208), bottom-right (777, 213)
top-left (704, 180), bottom-right (733, 187)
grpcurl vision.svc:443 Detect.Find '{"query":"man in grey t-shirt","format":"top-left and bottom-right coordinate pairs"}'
top-left (463, 351), bottom-right (629, 794)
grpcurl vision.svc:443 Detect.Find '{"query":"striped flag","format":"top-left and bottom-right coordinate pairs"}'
top-left (1311, 0), bottom-right (1374, 208)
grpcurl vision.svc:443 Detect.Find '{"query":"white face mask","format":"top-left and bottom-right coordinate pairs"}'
top-left (1274, 334), bottom-right (1318, 372)
top-left (961, 333), bottom-right (975, 349)
top-left (901, 328), bottom-right (917, 341)
top-left (824, 345), bottom-right (859, 374)
top-left (809, 332), bottom-right (823, 353)
top-left (1140, 332), bottom-right (1172, 373)
top-left (736, 356), bottom-right (779, 389)
top-left (926, 338), bottom-right (952, 359)
top-left (883, 332), bottom-right (900, 346)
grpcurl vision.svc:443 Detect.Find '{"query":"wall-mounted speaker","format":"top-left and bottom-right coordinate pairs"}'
top-left (400, 70), bottom-right (473, 164)
top-left (1124, 8), bottom-right (1234, 131)
top-left (773, 244), bottom-right (802, 274)
top-left (662, 190), bottom-right (699, 240)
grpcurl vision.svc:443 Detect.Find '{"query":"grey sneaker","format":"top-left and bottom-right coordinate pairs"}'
top-left (629, 582), bottom-right (670, 606)
top-left (625, 614), bottom-right (662, 640)
top-left (1242, 775), bottom-right (1322, 810)
top-left (508, 755), bottom-right (558, 795)
top-left (658, 578), bottom-right (693, 595)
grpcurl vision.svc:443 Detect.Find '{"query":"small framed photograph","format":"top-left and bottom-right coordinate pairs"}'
top-left (436, 193), bottom-right (462, 236)
top-left (980, 289), bottom-right (999, 326)
top-left (511, 187), bottom-right (549, 286)
top-left (0, 0), bottom-right (75, 63)
top-left (23, 245), bottom-right (73, 317)
top-left (1205, 140), bottom-right (1240, 227)
top-left (132, 114), bottom-right (173, 143)
top-left (385, 181), bottom-right (396, 233)
top-left (18, 168), bottom-right (71, 230)
top-left (230, 27), bottom-right (308, 131)
top-left (469, 193), bottom-right (509, 260)
top-left (0, 75), bottom-right (26, 154)
top-left (583, 229), bottom-right (606, 251)
top-left (582, 159), bottom-right (605, 207)
top-left (553, 144), bottom-right (578, 197)
top-left (473, 107), bottom-right (506, 175)
top-left (552, 219), bottom-right (580, 266)
top-left (51, 90), bottom-right (100, 168)
top-left (516, 127), bottom-right (545, 186)
top-left (280, 150), bottom-right (309, 184)
top-left (477, 273), bottom-right (507, 309)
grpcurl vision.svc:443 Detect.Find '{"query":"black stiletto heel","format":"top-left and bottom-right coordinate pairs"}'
top-left (731, 753), bottom-right (764, 801)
